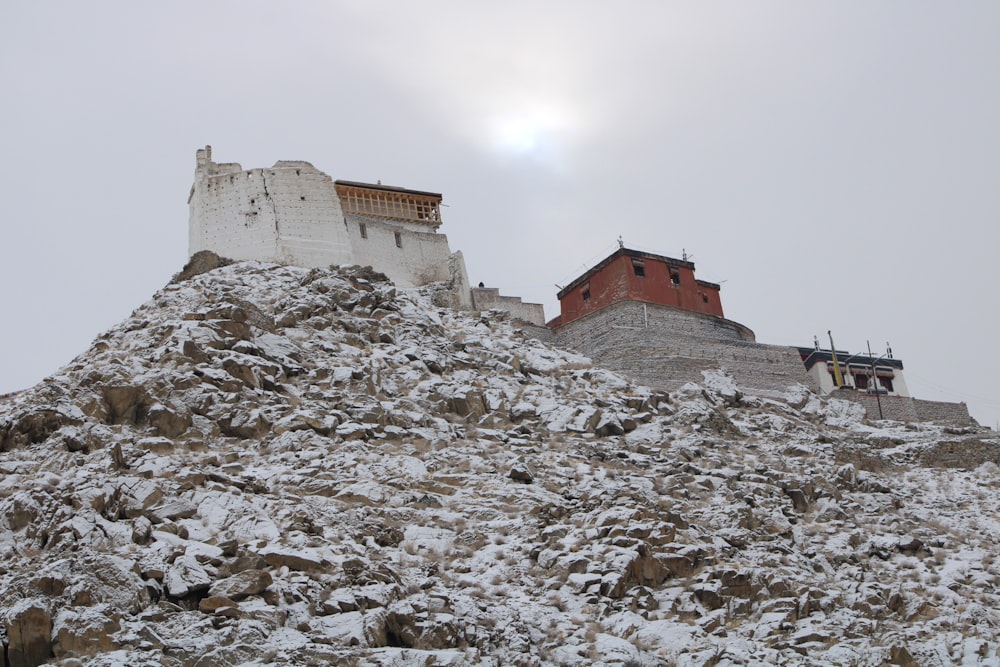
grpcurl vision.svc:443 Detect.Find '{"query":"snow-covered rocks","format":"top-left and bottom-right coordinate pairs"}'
top-left (1, 258), bottom-right (999, 666)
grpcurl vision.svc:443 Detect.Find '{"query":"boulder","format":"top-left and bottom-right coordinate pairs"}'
top-left (198, 596), bottom-right (238, 614)
top-left (4, 598), bottom-right (52, 667)
top-left (784, 488), bottom-right (809, 513)
top-left (692, 583), bottom-right (724, 610)
top-left (182, 339), bottom-right (211, 363)
top-left (594, 412), bottom-right (625, 437)
top-left (148, 404), bottom-right (191, 438)
top-left (835, 463), bottom-right (857, 488)
top-left (0, 406), bottom-right (83, 452)
top-left (5, 491), bottom-right (41, 531)
top-left (170, 250), bottom-right (233, 283)
top-left (164, 554), bottom-right (213, 597)
top-left (444, 390), bottom-right (486, 420)
top-left (208, 569), bottom-right (273, 601)
top-left (131, 516), bottom-right (153, 544)
top-left (101, 385), bottom-right (149, 425)
top-left (888, 645), bottom-right (918, 667)
top-left (51, 606), bottom-right (120, 659)
top-left (258, 545), bottom-right (328, 573)
top-left (509, 460), bottom-right (534, 484)
top-left (897, 535), bottom-right (923, 554)
top-left (219, 409), bottom-right (271, 439)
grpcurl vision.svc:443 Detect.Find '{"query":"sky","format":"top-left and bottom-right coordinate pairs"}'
top-left (1, 2), bottom-right (997, 428)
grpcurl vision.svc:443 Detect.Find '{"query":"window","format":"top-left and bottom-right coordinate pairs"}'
top-left (880, 377), bottom-right (895, 393)
top-left (395, 231), bottom-right (403, 248)
top-left (631, 259), bottom-right (645, 277)
top-left (670, 270), bottom-right (681, 286)
top-left (359, 223), bottom-right (367, 239)
top-left (853, 372), bottom-right (869, 390)
top-left (582, 288), bottom-right (591, 302)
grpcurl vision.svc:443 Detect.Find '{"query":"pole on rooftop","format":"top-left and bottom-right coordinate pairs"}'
top-left (828, 331), bottom-right (844, 388)
top-left (867, 339), bottom-right (884, 419)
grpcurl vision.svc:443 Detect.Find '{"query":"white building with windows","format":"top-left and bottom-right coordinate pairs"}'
top-left (187, 146), bottom-right (471, 306)
top-left (797, 346), bottom-right (911, 397)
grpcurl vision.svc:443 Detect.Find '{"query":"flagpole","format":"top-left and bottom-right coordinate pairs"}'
top-left (867, 339), bottom-right (884, 419)
top-left (828, 331), bottom-right (844, 388)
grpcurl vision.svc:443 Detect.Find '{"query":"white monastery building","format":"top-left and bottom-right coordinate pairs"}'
top-left (188, 145), bottom-right (476, 306)
top-left (797, 346), bottom-right (911, 397)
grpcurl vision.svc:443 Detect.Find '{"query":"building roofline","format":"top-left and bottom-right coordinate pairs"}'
top-left (334, 180), bottom-right (442, 200)
top-left (797, 347), bottom-right (905, 371)
top-left (557, 247), bottom-right (696, 299)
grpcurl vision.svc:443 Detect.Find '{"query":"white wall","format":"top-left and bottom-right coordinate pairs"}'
top-left (269, 161), bottom-right (354, 268)
top-left (344, 214), bottom-right (454, 288)
top-left (189, 163), bottom-right (281, 263)
top-left (188, 149), bottom-right (467, 292)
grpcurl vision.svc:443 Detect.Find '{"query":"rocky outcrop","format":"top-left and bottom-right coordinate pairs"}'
top-left (4, 599), bottom-right (52, 667)
top-left (0, 260), bottom-right (998, 666)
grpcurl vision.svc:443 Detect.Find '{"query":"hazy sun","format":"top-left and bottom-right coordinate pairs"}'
top-left (488, 103), bottom-right (577, 168)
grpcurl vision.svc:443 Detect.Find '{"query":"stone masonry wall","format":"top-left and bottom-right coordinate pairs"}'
top-left (913, 398), bottom-right (977, 425)
top-left (190, 160), bottom-right (355, 268)
top-left (830, 389), bottom-right (920, 422)
top-left (471, 288), bottom-right (546, 326)
top-left (550, 301), bottom-right (810, 397)
top-left (269, 162), bottom-right (354, 268)
top-left (830, 389), bottom-right (976, 425)
top-left (190, 165), bottom-right (282, 263)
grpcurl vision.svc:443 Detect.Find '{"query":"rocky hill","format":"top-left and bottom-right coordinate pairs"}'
top-left (2, 256), bottom-right (999, 666)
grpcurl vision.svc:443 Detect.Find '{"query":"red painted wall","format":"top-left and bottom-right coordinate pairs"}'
top-left (551, 254), bottom-right (724, 327)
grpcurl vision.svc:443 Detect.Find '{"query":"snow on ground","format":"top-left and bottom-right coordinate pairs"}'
top-left (1, 258), bottom-right (999, 666)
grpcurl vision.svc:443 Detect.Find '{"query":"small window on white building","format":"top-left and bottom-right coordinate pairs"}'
top-left (359, 223), bottom-right (367, 239)
top-left (395, 232), bottom-right (403, 248)
top-left (853, 372), bottom-right (870, 390)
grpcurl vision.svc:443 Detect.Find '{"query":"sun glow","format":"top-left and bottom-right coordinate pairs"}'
top-left (488, 103), bottom-right (579, 169)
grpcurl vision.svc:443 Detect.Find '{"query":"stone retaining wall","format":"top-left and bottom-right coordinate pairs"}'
top-left (547, 300), bottom-right (810, 397)
top-left (913, 398), bottom-right (977, 425)
top-left (830, 389), bottom-right (920, 422)
top-left (831, 389), bottom-right (976, 425)
top-left (471, 288), bottom-right (546, 326)
top-left (518, 299), bottom-right (978, 427)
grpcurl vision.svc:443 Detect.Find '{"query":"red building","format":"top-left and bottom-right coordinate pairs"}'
top-left (547, 247), bottom-right (724, 328)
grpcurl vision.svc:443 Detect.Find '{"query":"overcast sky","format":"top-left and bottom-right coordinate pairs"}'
top-left (2, 2), bottom-right (998, 428)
